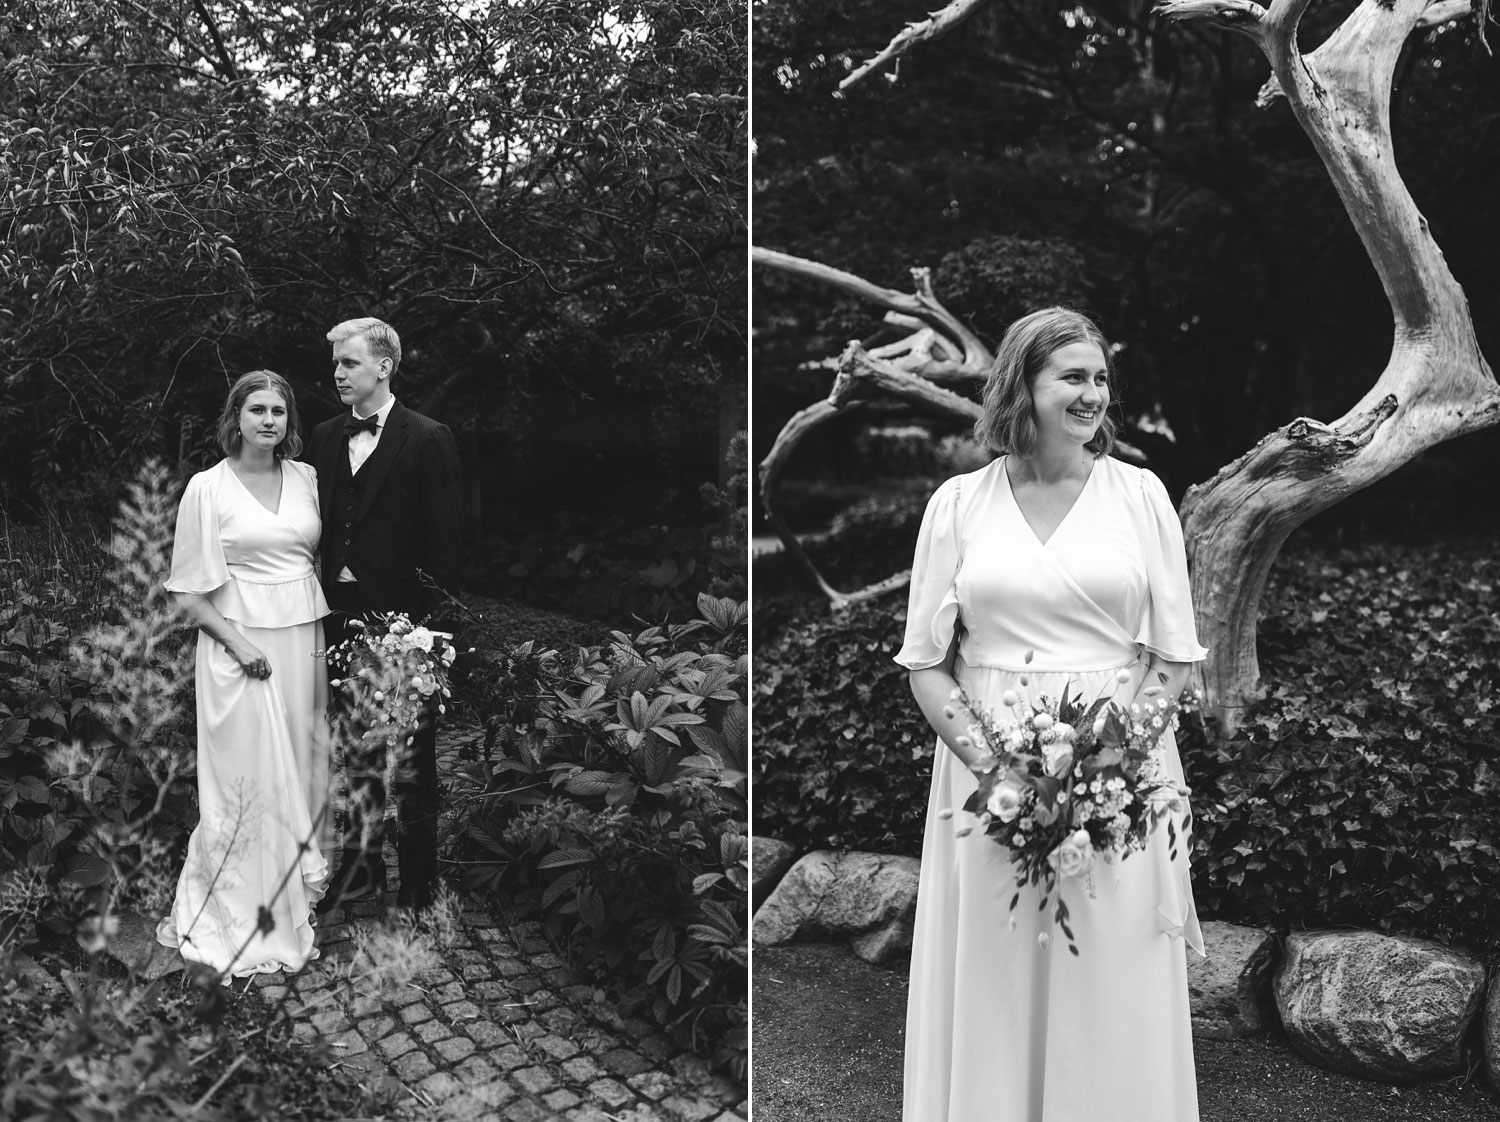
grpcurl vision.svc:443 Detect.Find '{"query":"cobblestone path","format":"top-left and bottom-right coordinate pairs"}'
top-left (245, 722), bottom-right (747, 1122)
top-left (248, 886), bottom-right (745, 1122)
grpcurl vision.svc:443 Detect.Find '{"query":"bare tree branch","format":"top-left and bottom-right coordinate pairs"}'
top-left (1157, 0), bottom-right (1269, 42)
top-left (1417, 0), bottom-right (1474, 26)
top-left (841, 0), bottom-right (997, 90)
top-left (754, 247), bottom-right (992, 379)
top-left (757, 340), bottom-right (985, 608)
top-left (191, 0), bottom-right (239, 81)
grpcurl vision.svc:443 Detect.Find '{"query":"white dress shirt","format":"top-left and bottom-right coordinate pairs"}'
top-left (338, 396), bottom-right (397, 582)
top-left (347, 395), bottom-right (396, 475)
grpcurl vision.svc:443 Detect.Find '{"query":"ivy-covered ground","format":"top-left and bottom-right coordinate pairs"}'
top-left (755, 533), bottom-right (1500, 954)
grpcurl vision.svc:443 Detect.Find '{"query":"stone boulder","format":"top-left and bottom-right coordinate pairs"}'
top-left (751, 837), bottom-right (799, 908)
top-left (105, 910), bottom-right (184, 981)
top-left (1483, 973), bottom-right (1500, 1091)
top-left (1274, 930), bottom-right (1484, 1081)
top-left (1186, 921), bottom-right (1278, 1040)
top-left (752, 850), bottom-right (920, 965)
top-left (4, 950), bottom-right (60, 995)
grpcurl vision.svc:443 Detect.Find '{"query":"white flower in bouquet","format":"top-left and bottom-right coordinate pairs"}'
top-left (408, 627), bottom-right (436, 652)
top-left (987, 780), bottom-right (1025, 822)
top-left (1052, 828), bottom-right (1094, 878)
top-left (1042, 741), bottom-right (1074, 779)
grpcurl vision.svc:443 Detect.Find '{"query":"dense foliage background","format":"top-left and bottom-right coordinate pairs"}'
top-left (752, 0), bottom-right (1500, 953)
top-left (3, 0), bottom-right (746, 622)
top-left (0, 2), bottom-right (749, 1107)
top-left (752, 0), bottom-right (1500, 506)
top-left (754, 518), bottom-right (1500, 951)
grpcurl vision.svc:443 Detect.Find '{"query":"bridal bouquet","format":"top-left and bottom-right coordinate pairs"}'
top-left (946, 656), bottom-right (1189, 954)
top-left (326, 613), bottom-right (457, 750)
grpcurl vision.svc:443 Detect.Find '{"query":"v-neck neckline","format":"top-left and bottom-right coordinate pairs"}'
top-left (226, 460), bottom-right (285, 517)
top-left (1000, 454), bottom-right (1097, 548)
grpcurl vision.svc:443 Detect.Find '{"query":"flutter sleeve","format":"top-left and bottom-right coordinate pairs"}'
top-left (894, 476), bottom-right (963, 671)
top-left (289, 459), bottom-right (320, 516)
top-left (1134, 468), bottom-right (1209, 663)
top-left (163, 470), bottom-right (230, 596)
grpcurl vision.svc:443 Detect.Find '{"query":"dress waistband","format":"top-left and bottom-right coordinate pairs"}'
top-left (957, 658), bottom-right (1139, 675)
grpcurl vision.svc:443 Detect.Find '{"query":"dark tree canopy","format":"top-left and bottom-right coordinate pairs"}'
top-left (1, 0), bottom-right (746, 523)
top-left (753, 0), bottom-right (1500, 496)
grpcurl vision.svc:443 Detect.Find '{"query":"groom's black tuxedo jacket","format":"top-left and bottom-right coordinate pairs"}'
top-left (308, 400), bottom-right (463, 624)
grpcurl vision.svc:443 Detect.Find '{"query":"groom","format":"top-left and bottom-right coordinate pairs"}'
top-left (310, 317), bottom-right (464, 912)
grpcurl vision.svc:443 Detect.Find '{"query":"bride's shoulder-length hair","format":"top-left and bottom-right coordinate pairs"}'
top-left (216, 369), bottom-right (304, 460)
top-left (974, 306), bottom-right (1118, 459)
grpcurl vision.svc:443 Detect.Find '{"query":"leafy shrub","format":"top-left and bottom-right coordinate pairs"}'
top-left (752, 595), bottom-right (931, 856)
top-left (756, 538), bottom-right (1500, 951)
top-left (934, 234), bottom-right (1094, 345)
top-left (1181, 540), bottom-right (1500, 951)
top-left (455, 594), bottom-right (748, 1079)
top-left (0, 466), bottom-right (197, 947)
top-left (3, 462), bottom-right (455, 1119)
top-left (0, 951), bottom-right (395, 1121)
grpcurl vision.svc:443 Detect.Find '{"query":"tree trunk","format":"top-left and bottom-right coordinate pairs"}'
top-left (1161, 0), bottom-right (1500, 729)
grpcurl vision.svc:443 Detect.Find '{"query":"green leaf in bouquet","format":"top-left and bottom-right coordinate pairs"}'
top-left (970, 752), bottom-right (1001, 776)
top-left (1031, 774), bottom-right (1062, 807)
top-left (1082, 746), bottom-right (1124, 775)
top-left (1080, 696), bottom-right (1112, 735)
top-left (1096, 708), bottom-right (1128, 749)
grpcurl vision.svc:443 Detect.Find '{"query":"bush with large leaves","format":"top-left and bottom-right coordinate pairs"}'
top-left (456, 594), bottom-right (748, 1078)
top-left (755, 541), bottom-right (1500, 952)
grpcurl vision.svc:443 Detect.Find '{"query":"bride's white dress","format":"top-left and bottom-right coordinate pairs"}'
top-left (895, 454), bottom-right (1207, 1122)
top-left (157, 458), bottom-right (331, 977)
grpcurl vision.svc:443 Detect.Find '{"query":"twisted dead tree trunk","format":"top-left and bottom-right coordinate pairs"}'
top-left (1154, 0), bottom-right (1500, 729)
top-left (759, 0), bottom-right (1499, 732)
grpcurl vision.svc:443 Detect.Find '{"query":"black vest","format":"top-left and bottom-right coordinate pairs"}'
top-left (329, 441), bottom-right (370, 581)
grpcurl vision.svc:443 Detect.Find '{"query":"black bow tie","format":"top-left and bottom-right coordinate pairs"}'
top-left (344, 414), bottom-right (380, 438)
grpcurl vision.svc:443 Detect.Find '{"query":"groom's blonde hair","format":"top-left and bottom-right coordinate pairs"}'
top-left (327, 317), bottom-right (402, 378)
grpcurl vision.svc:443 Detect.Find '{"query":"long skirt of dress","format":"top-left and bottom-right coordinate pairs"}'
top-left (157, 620), bottom-right (331, 977)
top-left (904, 660), bottom-right (1201, 1122)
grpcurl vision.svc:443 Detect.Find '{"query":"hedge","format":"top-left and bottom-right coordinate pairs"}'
top-left (753, 538), bottom-right (1500, 951)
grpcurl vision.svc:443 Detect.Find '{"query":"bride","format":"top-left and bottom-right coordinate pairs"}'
top-left (156, 370), bottom-right (331, 977)
top-left (896, 307), bottom-right (1206, 1121)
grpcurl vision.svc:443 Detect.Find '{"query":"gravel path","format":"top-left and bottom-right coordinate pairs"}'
top-left (752, 943), bottom-right (1500, 1122)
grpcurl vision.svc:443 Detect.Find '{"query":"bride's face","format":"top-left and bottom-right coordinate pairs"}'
top-left (239, 389), bottom-right (289, 453)
top-left (1029, 342), bottom-right (1109, 449)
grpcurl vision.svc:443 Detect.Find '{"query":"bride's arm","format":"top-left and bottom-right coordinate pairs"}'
top-left (175, 592), bottom-right (271, 679)
top-left (1120, 652), bottom-right (1193, 738)
top-left (908, 636), bottom-right (987, 769)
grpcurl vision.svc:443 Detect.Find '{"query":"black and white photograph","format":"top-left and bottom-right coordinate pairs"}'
top-left (750, 1), bottom-right (1500, 1120)
top-left (0, 2), bottom-right (746, 1119)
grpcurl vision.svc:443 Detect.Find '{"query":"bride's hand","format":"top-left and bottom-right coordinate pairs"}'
top-left (228, 639), bottom-right (272, 680)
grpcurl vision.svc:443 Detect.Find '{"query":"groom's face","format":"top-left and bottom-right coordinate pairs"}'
top-left (332, 335), bottom-right (390, 416)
